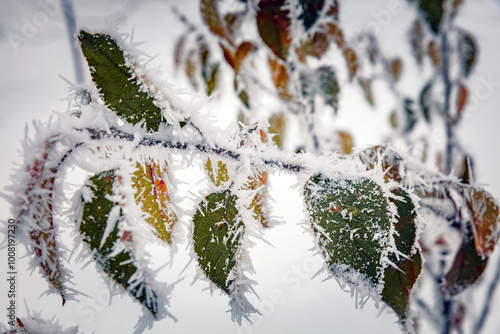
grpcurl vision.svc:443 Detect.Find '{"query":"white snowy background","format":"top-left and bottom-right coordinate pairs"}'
top-left (0, 0), bottom-right (500, 333)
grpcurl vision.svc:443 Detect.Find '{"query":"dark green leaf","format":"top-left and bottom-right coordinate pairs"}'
top-left (382, 252), bottom-right (422, 318)
top-left (304, 174), bottom-right (391, 285)
top-left (419, 83), bottom-right (432, 123)
top-left (301, 66), bottom-right (339, 108)
top-left (257, 0), bottom-right (291, 60)
top-left (299, 0), bottom-right (325, 31)
top-left (78, 31), bottom-right (162, 132)
top-left (461, 34), bottom-right (476, 77)
top-left (404, 98), bottom-right (417, 133)
top-left (389, 189), bottom-right (418, 264)
top-left (416, 0), bottom-right (444, 34)
top-left (81, 170), bottom-right (159, 316)
top-left (193, 190), bottom-right (245, 294)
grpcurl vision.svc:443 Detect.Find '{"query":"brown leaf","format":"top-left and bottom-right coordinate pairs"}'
top-left (200, 0), bottom-right (233, 45)
top-left (269, 113), bottom-right (286, 148)
top-left (428, 40), bottom-right (440, 67)
top-left (358, 78), bottom-right (374, 106)
top-left (466, 188), bottom-right (500, 258)
top-left (327, 23), bottom-right (344, 49)
top-left (390, 59), bottom-right (402, 81)
top-left (411, 19), bottom-right (424, 64)
top-left (235, 42), bottom-right (255, 72)
top-left (268, 57), bottom-right (292, 101)
top-left (326, 0), bottom-right (339, 20)
top-left (344, 48), bottom-right (358, 78)
top-left (297, 32), bottom-right (329, 62)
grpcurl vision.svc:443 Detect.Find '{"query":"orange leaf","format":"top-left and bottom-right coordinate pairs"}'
top-left (344, 48), bottom-right (358, 78)
top-left (268, 57), bottom-right (292, 101)
top-left (338, 131), bottom-right (353, 154)
top-left (457, 83), bottom-right (468, 116)
top-left (390, 59), bottom-right (402, 81)
top-left (428, 40), bottom-right (440, 67)
top-left (235, 42), bottom-right (255, 72)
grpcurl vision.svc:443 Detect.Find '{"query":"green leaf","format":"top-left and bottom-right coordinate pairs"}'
top-left (203, 63), bottom-right (219, 96)
top-left (81, 170), bottom-right (159, 316)
top-left (132, 161), bottom-right (177, 244)
top-left (382, 252), bottom-right (422, 318)
top-left (304, 174), bottom-right (391, 285)
top-left (78, 31), bottom-right (162, 132)
top-left (193, 190), bottom-right (245, 294)
top-left (389, 189), bottom-right (418, 263)
top-left (257, 0), bottom-right (291, 60)
top-left (269, 113), bottom-right (286, 149)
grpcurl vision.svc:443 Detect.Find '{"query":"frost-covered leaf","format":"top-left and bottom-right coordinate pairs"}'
top-left (78, 31), bottom-right (162, 132)
top-left (268, 57), bottom-right (292, 101)
top-left (358, 78), bottom-right (374, 106)
top-left (419, 83), bottom-right (432, 123)
top-left (80, 170), bottom-right (159, 316)
top-left (18, 141), bottom-right (66, 304)
top-left (382, 252), bottom-right (422, 318)
top-left (358, 145), bottom-right (403, 183)
top-left (132, 161), bottom-right (177, 244)
top-left (200, 0), bottom-right (233, 44)
top-left (296, 32), bottom-right (329, 62)
top-left (327, 23), bottom-right (344, 49)
top-left (460, 34), bottom-right (476, 77)
top-left (343, 48), bottom-right (358, 78)
top-left (185, 50), bottom-right (199, 90)
top-left (257, 0), bottom-right (291, 60)
top-left (416, 0), bottom-right (444, 34)
top-left (298, 0), bottom-right (325, 31)
top-left (304, 174), bottom-right (391, 286)
top-left (242, 171), bottom-right (269, 228)
top-left (301, 66), bottom-right (340, 108)
top-left (206, 158), bottom-right (230, 187)
top-left (390, 189), bottom-right (418, 262)
top-left (466, 188), bottom-right (500, 258)
top-left (193, 190), bottom-right (245, 294)
top-left (269, 113), bottom-right (286, 149)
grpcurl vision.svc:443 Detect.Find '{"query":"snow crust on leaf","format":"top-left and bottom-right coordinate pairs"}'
top-left (192, 190), bottom-right (258, 324)
top-left (78, 170), bottom-right (174, 322)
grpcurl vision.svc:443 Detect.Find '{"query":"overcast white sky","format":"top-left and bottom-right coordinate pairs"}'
top-left (1, 0), bottom-right (500, 333)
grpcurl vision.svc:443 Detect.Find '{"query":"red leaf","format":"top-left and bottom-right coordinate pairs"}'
top-left (221, 43), bottom-right (236, 70)
top-left (444, 228), bottom-right (487, 296)
top-left (457, 83), bottom-right (468, 116)
top-left (257, 0), bottom-right (291, 60)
